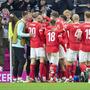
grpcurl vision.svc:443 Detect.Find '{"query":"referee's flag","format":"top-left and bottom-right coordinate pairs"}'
top-left (8, 22), bottom-right (13, 39)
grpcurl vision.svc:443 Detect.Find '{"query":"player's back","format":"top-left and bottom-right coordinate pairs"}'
top-left (80, 22), bottom-right (90, 45)
top-left (56, 18), bottom-right (64, 31)
top-left (67, 23), bottom-right (81, 43)
top-left (45, 25), bottom-right (60, 53)
top-left (80, 22), bottom-right (90, 52)
top-left (66, 23), bottom-right (81, 51)
top-left (28, 21), bottom-right (43, 48)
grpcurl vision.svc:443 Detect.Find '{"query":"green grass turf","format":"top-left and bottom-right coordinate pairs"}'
top-left (0, 83), bottom-right (90, 90)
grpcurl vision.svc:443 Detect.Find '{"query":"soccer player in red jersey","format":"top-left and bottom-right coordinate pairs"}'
top-left (78, 11), bottom-right (90, 83)
top-left (50, 11), bottom-right (64, 32)
top-left (50, 11), bottom-right (68, 81)
top-left (65, 14), bottom-right (81, 81)
top-left (45, 19), bottom-right (63, 82)
top-left (27, 12), bottom-right (46, 82)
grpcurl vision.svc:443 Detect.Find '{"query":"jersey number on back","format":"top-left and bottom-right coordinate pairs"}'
top-left (85, 29), bottom-right (90, 39)
top-left (29, 27), bottom-right (36, 37)
top-left (48, 32), bottom-right (55, 41)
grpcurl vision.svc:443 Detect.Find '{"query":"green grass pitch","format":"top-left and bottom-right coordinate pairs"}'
top-left (0, 83), bottom-right (90, 90)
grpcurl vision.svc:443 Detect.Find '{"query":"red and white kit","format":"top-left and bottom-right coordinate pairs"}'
top-left (79, 23), bottom-right (90, 62)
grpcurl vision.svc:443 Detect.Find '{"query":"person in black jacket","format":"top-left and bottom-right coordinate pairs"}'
top-left (51, 0), bottom-right (74, 14)
top-left (15, 0), bottom-right (38, 11)
top-left (38, 0), bottom-right (52, 17)
top-left (0, 0), bottom-right (16, 11)
top-left (12, 0), bottom-right (38, 18)
top-left (75, 0), bottom-right (90, 21)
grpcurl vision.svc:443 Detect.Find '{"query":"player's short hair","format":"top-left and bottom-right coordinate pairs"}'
top-left (85, 11), bottom-right (90, 18)
top-left (60, 15), bottom-right (67, 21)
top-left (50, 11), bottom-right (59, 18)
top-left (32, 11), bottom-right (40, 18)
top-left (63, 9), bottom-right (72, 16)
top-left (37, 15), bottom-right (43, 22)
top-left (22, 11), bottom-right (28, 17)
top-left (72, 14), bottom-right (79, 21)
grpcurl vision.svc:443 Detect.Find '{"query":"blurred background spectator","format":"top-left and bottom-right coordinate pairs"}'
top-left (0, 0), bottom-right (39, 18)
top-left (75, 0), bottom-right (90, 21)
top-left (0, 0), bottom-right (16, 11)
top-left (46, 0), bottom-right (74, 15)
top-left (15, 0), bottom-right (38, 11)
top-left (0, 8), bottom-right (18, 67)
top-left (38, 0), bottom-right (52, 17)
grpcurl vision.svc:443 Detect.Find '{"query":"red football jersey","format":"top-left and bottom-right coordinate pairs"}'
top-left (56, 18), bottom-right (64, 32)
top-left (39, 22), bottom-right (48, 44)
top-left (66, 23), bottom-right (81, 51)
top-left (45, 25), bottom-right (60, 53)
top-left (56, 19), bottom-right (67, 51)
top-left (80, 22), bottom-right (90, 52)
top-left (27, 21), bottom-right (44, 48)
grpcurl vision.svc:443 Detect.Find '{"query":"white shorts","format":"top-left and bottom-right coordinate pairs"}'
top-left (66, 49), bottom-right (79, 62)
top-left (59, 45), bottom-right (66, 59)
top-left (47, 52), bottom-right (59, 65)
top-left (30, 47), bottom-right (45, 59)
top-left (79, 50), bottom-right (90, 63)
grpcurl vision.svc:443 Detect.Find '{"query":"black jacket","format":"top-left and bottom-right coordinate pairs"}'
top-left (75, 0), bottom-right (90, 13)
top-left (1, 0), bottom-right (16, 11)
top-left (52, 0), bottom-right (74, 14)
top-left (12, 0), bottom-right (38, 11)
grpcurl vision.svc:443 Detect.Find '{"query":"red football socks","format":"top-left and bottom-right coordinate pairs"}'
top-left (39, 63), bottom-right (46, 78)
top-left (30, 64), bottom-right (35, 80)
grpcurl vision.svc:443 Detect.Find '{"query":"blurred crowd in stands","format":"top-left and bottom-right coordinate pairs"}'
top-left (0, 0), bottom-right (89, 20)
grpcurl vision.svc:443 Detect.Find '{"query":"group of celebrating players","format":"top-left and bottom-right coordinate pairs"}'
top-left (12, 9), bottom-right (90, 83)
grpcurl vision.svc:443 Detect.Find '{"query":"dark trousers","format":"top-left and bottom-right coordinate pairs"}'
top-left (26, 45), bottom-right (30, 76)
top-left (0, 38), bottom-right (9, 65)
top-left (13, 47), bottom-right (26, 77)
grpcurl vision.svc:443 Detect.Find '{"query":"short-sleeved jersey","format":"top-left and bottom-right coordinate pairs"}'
top-left (80, 22), bottom-right (90, 52)
top-left (27, 21), bottom-right (43, 48)
top-left (45, 25), bottom-right (60, 53)
top-left (66, 23), bottom-right (81, 51)
top-left (56, 18), bottom-right (64, 32)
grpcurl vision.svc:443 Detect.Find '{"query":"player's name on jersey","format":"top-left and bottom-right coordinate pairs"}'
top-left (0, 71), bottom-right (11, 82)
